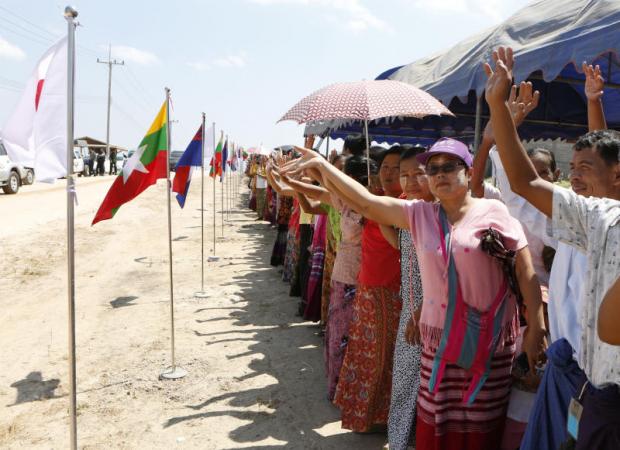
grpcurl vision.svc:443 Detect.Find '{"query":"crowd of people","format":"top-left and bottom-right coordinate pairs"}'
top-left (244, 47), bottom-right (620, 450)
top-left (86, 147), bottom-right (120, 176)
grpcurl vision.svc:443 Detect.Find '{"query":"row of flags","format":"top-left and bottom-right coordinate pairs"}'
top-left (93, 102), bottom-right (245, 224)
top-left (0, 37), bottom-right (245, 226)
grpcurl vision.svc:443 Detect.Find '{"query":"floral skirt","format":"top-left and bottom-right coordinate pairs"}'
top-left (282, 227), bottom-right (297, 283)
top-left (303, 246), bottom-right (325, 322)
top-left (248, 189), bottom-right (257, 211)
top-left (333, 284), bottom-right (402, 431)
top-left (388, 293), bottom-right (422, 450)
top-left (325, 280), bottom-right (357, 401)
top-left (321, 237), bottom-right (336, 325)
top-left (271, 224), bottom-right (288, 267)
top-left (255, 188), bottom-right (266, 220)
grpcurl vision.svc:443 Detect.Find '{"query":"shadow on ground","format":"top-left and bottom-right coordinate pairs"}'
top-left (8, 371), bottom-right (61, 406)
top-left (164, 193), bottom-right (385, 449)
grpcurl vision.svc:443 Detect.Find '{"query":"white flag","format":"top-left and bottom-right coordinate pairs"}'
top-left (1, 37), bottom-right (68, 183)
top-left (202, 124), bottom-right (215, 164)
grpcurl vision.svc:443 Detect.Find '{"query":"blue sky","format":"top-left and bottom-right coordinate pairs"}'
top-left (0, 0), bottom-right (530, 151)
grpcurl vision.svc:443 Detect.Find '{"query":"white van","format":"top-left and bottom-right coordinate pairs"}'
top-left (0, 141), bottom-right (28, 195)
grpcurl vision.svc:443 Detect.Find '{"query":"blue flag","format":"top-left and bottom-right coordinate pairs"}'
top-left (220, 137), bottom-right (228, 182)
top-left (172, 125), bottom-right (203, 208)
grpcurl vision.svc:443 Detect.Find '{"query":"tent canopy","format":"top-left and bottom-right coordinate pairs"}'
top-left (322, 0), bottom-right (620, 145)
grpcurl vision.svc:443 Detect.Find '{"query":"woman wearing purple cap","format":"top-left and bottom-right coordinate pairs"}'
top-left (282, 139), bottom-right (547, 450)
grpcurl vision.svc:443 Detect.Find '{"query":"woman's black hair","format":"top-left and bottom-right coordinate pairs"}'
top-left (368, 145), bottom-right (386, 164)
top-left (526, 148), bottom-right (557, 172)
top-left (344, 133), bottom-right (366, 156)
top-left (344, 155), bottom-right (377, 187)
top-left (400, 144), bottom-right (427, 163)
top-left (376, 145), bottom-right (403, 167)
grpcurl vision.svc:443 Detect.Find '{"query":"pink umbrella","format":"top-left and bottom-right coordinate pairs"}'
top-left (278, 80), bottom-right (453, 174)
top-left (278, 79), bottom-right (453, 124)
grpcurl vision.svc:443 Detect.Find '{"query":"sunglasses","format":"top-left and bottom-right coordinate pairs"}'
top-left (425, 161), bottom-right (466, 176)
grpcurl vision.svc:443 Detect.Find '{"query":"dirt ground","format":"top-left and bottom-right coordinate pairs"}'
top-left (0, 174), bottom-right (386, 449)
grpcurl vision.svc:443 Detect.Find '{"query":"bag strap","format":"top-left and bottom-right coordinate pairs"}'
top-left (428, 207), bottom-right (459, 393)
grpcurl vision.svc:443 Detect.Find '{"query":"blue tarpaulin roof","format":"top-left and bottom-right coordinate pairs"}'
top-left (326, 0), bottom-right (620, 145)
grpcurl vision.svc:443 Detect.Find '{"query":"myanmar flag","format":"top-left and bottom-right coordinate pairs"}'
top-left (92, 101), bottom-right (168, 225)
top-left (209, 132), bottom-right (223, 178)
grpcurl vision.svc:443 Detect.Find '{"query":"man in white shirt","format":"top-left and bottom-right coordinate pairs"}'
top-left (485, 46), bottom-right (620, 450)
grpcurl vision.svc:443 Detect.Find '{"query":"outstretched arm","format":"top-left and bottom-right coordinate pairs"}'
top-left (278, 173), bottom-right (332, 204)
top-left (583, 62), bottom-right (607, 132)
top-left (297, 192), bottom-right (325, 215)
top-left (266, 163), bottom-right (295, 197)
top-left (283, 147), bottom-right (409, 229)
top-left (484, 47), bottom-right (555, 218)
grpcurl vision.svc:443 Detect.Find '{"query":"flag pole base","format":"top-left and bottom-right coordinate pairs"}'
top-left (160, 366), bottom-right (187, 380)
top-left (194, 291), bottom-right (210, 298)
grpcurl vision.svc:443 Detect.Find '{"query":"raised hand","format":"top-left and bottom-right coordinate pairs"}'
top-left (484, 46), bottom-right (514, 108)
top-left (280, 146), bottom-right (323, 176)
top-left (583, 62), bottom-right (604, 102)
top-left (510, 81), bottom-right (540, 127)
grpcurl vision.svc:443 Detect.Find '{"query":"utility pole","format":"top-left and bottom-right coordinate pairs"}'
top-left (97, 44), bottom-right (124, 157)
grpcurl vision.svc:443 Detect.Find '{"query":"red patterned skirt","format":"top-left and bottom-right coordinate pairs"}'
top-left (415, 337), bottom-right (516, 450)
top-left (333, 284), bottom-right (401, 432)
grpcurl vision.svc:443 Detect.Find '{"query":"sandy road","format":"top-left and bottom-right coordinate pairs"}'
top-left (0, 175), bottom-right (385, 449)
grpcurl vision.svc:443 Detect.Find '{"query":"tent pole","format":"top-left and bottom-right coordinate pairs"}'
top-left (364, 119), bottom-right (370, 180)
top-left (473, 95), bottom-right (482, 152)
top-left (325, 136), bottom-right (330, 159)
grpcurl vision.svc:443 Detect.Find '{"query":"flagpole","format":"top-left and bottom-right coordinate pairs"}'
top-left (221, 135), bottom-right (226, 236)
top-left (64, 7), bottom-right (78, 450)
top-left (195, 113), bottom-right (209, 299)
top-left (227, 146), bottom-right (231, 221)
top-left (161, 87), bottom-right (186, 380)
top-left (226, 142), bottom-right (229, 221)
top-left (212, 124), bottom-right (217, 254)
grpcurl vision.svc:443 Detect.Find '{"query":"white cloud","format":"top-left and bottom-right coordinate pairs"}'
top-left (187, 61), bottom-right (211, 71)
top-left (248, 0), bottom-right (389, 33)
top-left (0, 36), bottom-right (26, 61)
top-left (213, 52), bottom-right (247, 68)
top-left (102, 45), bottom-right (160, 65)
top-left (410, 0), bottom-right (512, 22)
top-left (189, 52), bottom-right (247, 71)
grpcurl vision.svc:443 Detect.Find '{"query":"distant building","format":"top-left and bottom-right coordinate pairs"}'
top-left (74, 136), bottom-right (127, 156)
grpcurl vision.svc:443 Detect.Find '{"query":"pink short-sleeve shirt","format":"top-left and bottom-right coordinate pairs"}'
top-left (401, 199), bottom-right (527, 333)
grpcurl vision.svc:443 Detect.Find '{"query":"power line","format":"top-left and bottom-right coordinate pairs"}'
top-left (0, 17), bottom-right (54, 47)
top-left (111, 102), bottom-right (147, 133)
top-left (113, 77), bottom-right (153, 114)
top-left (0, 14), bottom-right (59, 43)
top-left (122, 67), bottom-right (158, 107)
top-left (0, 5), bottom-right (58, 39)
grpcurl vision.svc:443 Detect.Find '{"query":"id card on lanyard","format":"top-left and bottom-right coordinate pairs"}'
top-left (567, 381), bottom-right (589, 440)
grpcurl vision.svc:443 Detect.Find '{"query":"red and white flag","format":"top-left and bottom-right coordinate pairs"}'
top-left (1, 37), bottom-right (68, 183)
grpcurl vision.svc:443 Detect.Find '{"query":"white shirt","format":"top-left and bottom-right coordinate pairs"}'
top-left (546, 242), bottom-right (587, 358)
top-left (549, 186), bottom-right (620, 387)
top-left (255, 174), bottom-right (267, 189)
top-left (489, 148), bottom-right (555, 285)
top-left (488, 148), bottom-right (588, 360)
